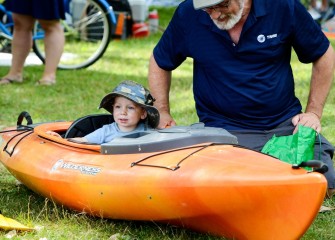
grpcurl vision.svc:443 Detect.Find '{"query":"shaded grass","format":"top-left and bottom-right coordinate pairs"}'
top-left (0, 6), bottom-right (334, 240)
top-left (0, 173), bottom-right (222, 239)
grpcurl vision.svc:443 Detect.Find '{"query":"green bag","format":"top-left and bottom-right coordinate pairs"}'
top-left (261, 125), bottom-right (316, 165)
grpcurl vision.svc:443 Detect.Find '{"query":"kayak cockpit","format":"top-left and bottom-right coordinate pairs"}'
top-left (14, 112), bottom-right (238, 155)
top-left (35, 121), bottom-right (238, 155)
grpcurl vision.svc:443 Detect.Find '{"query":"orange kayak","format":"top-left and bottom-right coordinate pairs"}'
top-left (0, 115), bottom-right (327, 239)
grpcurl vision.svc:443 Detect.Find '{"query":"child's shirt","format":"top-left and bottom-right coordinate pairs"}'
top-left (85, 122), bottom-right (148, 144)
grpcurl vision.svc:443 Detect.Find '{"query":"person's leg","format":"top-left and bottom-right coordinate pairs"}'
top-left (311, 0), bottom-right (328, 11)
top-left (315, 134), bottom-right (335, 197)
top-left (0, 13), bottom-right (35, 84)
top-left (320, 0), bottom-right (329, 12)
top-left (37, 19), bottom-right (64, 85)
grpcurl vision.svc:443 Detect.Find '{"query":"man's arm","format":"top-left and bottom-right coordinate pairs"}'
top-left (148, 53), bottom-right (177, 128)
top-left (292, 44), bottom-right (335, 133)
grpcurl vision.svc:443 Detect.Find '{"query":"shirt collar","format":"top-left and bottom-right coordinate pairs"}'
top-left (252, 0), bottom-right (267, 17)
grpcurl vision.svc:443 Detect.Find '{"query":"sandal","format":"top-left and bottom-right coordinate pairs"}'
top-left (36, 79), bottom-right (56, 86)
top-left (0, 77), bottom-right (23, 85)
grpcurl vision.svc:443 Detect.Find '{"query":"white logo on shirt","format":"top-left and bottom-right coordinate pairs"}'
top-left (257, 34), bottom-right (266, 43)
top-left (257, 34), bottom-right (278, 43)
top-left (267, 34), bottom-right (277, 39)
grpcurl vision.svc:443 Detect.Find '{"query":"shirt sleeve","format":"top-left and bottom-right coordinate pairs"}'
top-left (84, 126), bottom-right (107, 144)
top-left (291, 0), bottom-right (330, 63)
top-left (153, 3), bottom-right (191, 70)
top-left (85, 123), bottom-right (148, 144)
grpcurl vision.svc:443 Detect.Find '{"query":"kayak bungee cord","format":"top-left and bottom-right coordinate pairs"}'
top-left (1, 127), bottom-right (34, 157)
top-left (131, 143), bottom-right (221, 171)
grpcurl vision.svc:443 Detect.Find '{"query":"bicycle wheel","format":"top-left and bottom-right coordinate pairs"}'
top-left (0, 7), bottom-right (13, 53)
top-left (32, 0), bottom-right (112, 70)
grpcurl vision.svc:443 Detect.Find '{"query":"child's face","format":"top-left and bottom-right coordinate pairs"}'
top-left (113, 96), bottom-right (147, 132)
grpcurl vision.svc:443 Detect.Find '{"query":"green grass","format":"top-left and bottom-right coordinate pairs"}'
top-left (0, 6), bottom-right (335, 240)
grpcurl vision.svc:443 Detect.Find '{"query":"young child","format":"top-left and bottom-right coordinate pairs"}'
top-left (47, 80), bottom-right (159, 144)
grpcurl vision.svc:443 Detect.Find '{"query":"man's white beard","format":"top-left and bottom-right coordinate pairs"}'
top-left (212, 0), bottom-right (245, 30)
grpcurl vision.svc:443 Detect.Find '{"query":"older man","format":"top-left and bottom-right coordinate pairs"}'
top-left (148, 0), bottom-right (335, 197)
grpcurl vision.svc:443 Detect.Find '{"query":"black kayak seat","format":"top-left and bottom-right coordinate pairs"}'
top-left (64, 114), bottom-right (114, 138)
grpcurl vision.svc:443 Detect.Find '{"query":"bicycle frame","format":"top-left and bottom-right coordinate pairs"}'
top-left (0, 4), bottom-right (13, 40)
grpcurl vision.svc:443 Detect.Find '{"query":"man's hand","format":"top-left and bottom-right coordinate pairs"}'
top-left (292, 112), bottom-right (321, 133)
top-left (158, 111), bottom-right (177, 129)
top-left (148, 54), bottom-right (176, 129)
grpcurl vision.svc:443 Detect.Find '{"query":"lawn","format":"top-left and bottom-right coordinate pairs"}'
top-left (0, 6), bottom-right (335, 240)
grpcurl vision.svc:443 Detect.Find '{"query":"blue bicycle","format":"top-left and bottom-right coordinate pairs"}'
top-left (0, 0), bottom-right (116, 70)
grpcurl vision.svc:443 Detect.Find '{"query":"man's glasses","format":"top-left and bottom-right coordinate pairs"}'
top-left (203, 0), bottom-right (232, 13)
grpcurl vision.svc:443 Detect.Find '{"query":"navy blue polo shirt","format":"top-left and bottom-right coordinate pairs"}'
top-left (153, 0), bottom-right (330, 130)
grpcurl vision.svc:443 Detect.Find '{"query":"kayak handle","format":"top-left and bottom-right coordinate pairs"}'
top-left (17, 111), bottom-right (33, 126)
top-left (292, 160), bottom-right (328, 174)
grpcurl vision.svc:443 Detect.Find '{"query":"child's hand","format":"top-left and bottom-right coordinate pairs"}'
top-left (46, 131), bottom-right (62, 138)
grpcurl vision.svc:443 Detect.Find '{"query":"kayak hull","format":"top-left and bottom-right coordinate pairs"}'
top-left (0, 121), bottom-right (327, 239)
